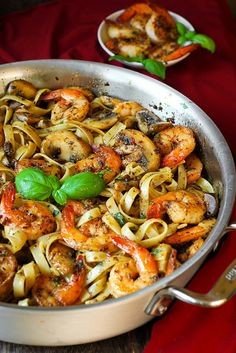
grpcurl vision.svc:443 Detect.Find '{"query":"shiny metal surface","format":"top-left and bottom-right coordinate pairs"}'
top-left (146, 222), bottom-right (236, 315)
top-left (0, 59), bottom-right (235, 346)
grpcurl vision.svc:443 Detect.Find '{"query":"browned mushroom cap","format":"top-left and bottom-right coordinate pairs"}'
top-left (12, 107), bottom-right (42, 125)
top-left (0, 245), bottom-right (18, 301)
top-left (5, 80), bottom-right (37, 100)
top-left (135, 110), bottom-right (172, 135)
top-left (203, 193), bottom-right (219, 217)
top-left (41, 130), bottom-right (92, 163)
top-left (114, 129), bottom-right (160, 171)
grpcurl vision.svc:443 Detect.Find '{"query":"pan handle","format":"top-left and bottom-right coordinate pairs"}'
top-left (145, 221), bottom-right (236, 316)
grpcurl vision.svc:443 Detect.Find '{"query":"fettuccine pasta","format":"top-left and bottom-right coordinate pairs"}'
top-left (0, 80), bottom-right (217, 306)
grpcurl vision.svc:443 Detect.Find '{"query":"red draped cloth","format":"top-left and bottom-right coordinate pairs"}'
top-left (0, 0), bottom-right (235, 352)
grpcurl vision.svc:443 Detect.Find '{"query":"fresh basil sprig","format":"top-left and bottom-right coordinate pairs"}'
top-left (53, 172), bottom-right (105, 205)
top-left (109, 55), bottom-right (166, 80)
top-left (15, 168), bottom-right (57, 201)
top-left (176, 21), bottom-right (216, 53)
top-left (15, 168), bottom-right (106, 206)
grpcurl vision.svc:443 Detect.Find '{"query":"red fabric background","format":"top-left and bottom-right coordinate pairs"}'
top-left (0, 0), bottom-right (235, 352)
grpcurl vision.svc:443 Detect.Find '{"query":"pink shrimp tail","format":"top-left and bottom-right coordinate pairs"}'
top-left (0, 182), bottom-right (16, 222)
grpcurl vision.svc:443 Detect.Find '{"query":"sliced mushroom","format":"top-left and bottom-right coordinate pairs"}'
top-left (6, 79), bottom-right (37, 100)
top-left (203, 193), bottom-right (219, 217)
top-left (41, 130), bottom-right (92, 163)
top-left (83, 112), bottom-right (118, 130)
top-left (136, 109), bottom-right (172, 135)
top-left (114, 129), bottom-right (160, 171)
top-left (12, 107), bottom-right (42, 125)
top-left (0, 245), bottom-right (18, 301)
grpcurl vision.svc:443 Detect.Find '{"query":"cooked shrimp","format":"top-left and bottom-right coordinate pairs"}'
top-left (0, 182), bottom-right (56, 240)
top-left (77, 145), bottom-right (122, 183)
top-left (130, 13), bottom-right (151, 32)
top-left (145, 13), bottom-right (176, 44)
top-left (154, 126), bottom-right (196, 168)
top-left (61, 200), bottom-right (117, 252)
top-left (106, 19), bottom-right (141, 39)
top-left (48, 242), bottom-right (76, 276)
top-left (162, 44), bottom-right (199, 61)
top-left (185, 153), bottom-right (203, 184)
top-left (108, 235), bottom-right (158, 298)
top-left (32, 254), bottom-right (86, 306)
top-left (117, 3), bottom-right (153, 23)
top-left (148, 41), bottom-right (179, 61)
top-left (106, 37), bottom-right (150, 58)
top-left (165, 218), bottom-right (216, 244)
top-left (97, 96), bottom-right (143, 118)
top-left (113, 101), bottom-right (143, 118)
top-left (117, 2), bottom-right (177, 44)
top-left (147, 190), bottom-right (206, 224)
top-left (41, 88), bottom-right (89, 124)
top-left (15, 159), bottom-right (62, 178)
top-left (0, 245), bottom-right (18, 301)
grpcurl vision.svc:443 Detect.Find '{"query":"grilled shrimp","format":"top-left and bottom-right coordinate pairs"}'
top-left (147, 190), bottom-right (206, 224)
top-left (165, 218), bottom-right (216, 244)
top-left (15, 159), bottom-right (62, 178)
top-left (77, 145), bottom-right (122, 183)
top-left (0, 182), bottom-right (56, 240)
top-left (145, 12), bottom-right (177, 44)
top-left (117, 3), bottom-right (153, 23)
top-left (109, 235), bottom-right (158, 298)
top-left (98, 96), bottom-right (143, 119)
top-left (154, 126), bottom-right (196, 168)
top-left (117, 2), bottom-right (177, 44)
top-left (106, 37), bottom-right (150, 58)
top-left (185, 153), bottom-right (203, 184)
top-left (61, 200), bottom-right (116, 252)
top-left (48, 242), bottom-right (76, 276)
top-left (161, 43), bottom-right (199, 61)
top-left (113, 101), bottom-right (143, 118)
top-left (32, 254), bottom-right (86, 306)
top-left (106, 19), bottom-right (141, 39)
top-left (42, 88), bottom-right (90, 124)
top-left (0, 245), bottom-right (18, 301)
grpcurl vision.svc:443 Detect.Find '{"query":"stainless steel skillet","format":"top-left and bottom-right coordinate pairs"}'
top-left (0, 60), bottom-right (235, 346)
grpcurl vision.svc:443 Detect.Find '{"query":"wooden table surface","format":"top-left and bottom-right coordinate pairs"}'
top-left (0, 321), bottom-right (153, 352)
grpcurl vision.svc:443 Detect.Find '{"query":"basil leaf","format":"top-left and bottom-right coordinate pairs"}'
top-left (109, 55), bottom-right (166, 79)
top-left (177, 35), bottom-right (187, 45)
top-left (53, 189), bottom-right (68, 206)
top-left (109, 55), bottom-right (144, 63)
top-left (185, 31), bottom-right (196, 40)
top-left (176, 21), bottom-right (187, 36)
top-left (192, 34), bottom-right (216, 53)
top-left (58, 172), bottom-right (105, 200)
top-left (142, 59), bottom-right (166, 80)
top-left (47, 175), bottom-right (61, 192)
top-left (15, 168), bottom-right (53, 201)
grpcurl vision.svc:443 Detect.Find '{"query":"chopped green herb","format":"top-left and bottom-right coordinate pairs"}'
top-left (52, 209), bottom-right (59, 217)
top-left (151, 248), bottom-right (161, 256)
top-left (114, 212), bottom-right (126, 226)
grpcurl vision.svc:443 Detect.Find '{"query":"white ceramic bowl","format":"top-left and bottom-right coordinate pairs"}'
top-left (98, 9), bottom-right (195, 68)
